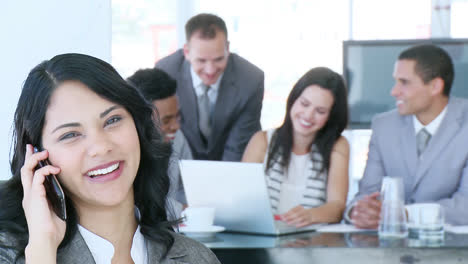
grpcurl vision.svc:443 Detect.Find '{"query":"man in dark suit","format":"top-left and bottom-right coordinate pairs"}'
top-left (127, 68), bottom-right (192, 215)
top-left (346, 44), bottom-right (468, 227)
top-left (156, 13), bottom-right (264, 161)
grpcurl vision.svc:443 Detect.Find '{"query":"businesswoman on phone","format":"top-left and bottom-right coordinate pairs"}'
top-left (0, 53), bottom-right (219, 263)
top-left (242, 67), bottom-right (350, 228)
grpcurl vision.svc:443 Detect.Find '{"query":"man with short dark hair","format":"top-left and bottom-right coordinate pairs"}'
top-left (128, 68), bottom-right (191, 213)
top-left (156, 13), bottom-right (264, 161)
top-left (346, 44), bottom-right (468, 227)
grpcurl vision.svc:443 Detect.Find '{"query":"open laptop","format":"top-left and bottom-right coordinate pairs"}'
top-left (179, 160), bottom-right (322, 235)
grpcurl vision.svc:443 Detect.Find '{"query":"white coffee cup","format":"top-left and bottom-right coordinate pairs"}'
top-left (407, 203), bottom-right (443, 225)
top-left (181, 207), bottom-right (215, 228)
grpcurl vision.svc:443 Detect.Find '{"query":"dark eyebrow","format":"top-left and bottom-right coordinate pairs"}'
top-left (317, 107), bottom-right (330, 111)
top-left (52, 122), bottom-right (80, 133)
top-left (100, 105), bottom-right (121, 118)
top-left (52, 105), bottom-right (121, 133)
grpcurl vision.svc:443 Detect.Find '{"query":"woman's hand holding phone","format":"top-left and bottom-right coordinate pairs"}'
top-left (21, 144), bottom-right (66, 262)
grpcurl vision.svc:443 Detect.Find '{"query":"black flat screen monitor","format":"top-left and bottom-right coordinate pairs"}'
top-left (343, 39), bottom-right (468, 128)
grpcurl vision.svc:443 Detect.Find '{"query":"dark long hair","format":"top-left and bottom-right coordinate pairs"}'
top-left (266, 67), bottom-right (348, 174)
top-left (0, 53), bottom-right (175, 259)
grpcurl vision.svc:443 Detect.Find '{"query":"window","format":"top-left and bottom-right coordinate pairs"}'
top-left (451, 0), bottom-right (468, 37)
top-left (112, 0), bottom-right (350, 129)
top-left (351, 0), bottom-right (431, 40)
top-left (112, 0), bottom-right (178, 78)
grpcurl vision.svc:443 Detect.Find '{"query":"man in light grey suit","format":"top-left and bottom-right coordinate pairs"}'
top-left (156, 13), bottom-right (264, 161)
top-left (347, 44), bottom-right (468, 227)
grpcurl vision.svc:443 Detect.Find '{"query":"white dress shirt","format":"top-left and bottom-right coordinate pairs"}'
top-left (78, 223), bottom-right (147, 264)
top-left (412, 105), bottom-right (448, 136)
top-left (190, 66), bottom-right (223, 113)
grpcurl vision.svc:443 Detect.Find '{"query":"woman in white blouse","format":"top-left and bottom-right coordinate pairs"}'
top-left (0, 53), bottom-right (219, 263)
top-left (242, 67), bottom-right (350, 228)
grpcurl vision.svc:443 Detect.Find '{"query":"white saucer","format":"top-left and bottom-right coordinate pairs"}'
top-left (179, 225), bottom-right (225, 238)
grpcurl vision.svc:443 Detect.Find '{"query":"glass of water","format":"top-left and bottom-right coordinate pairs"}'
top-left (407, 203), bottom-right (444, 241)
top-left (378, 177), bottom-right (408, 238)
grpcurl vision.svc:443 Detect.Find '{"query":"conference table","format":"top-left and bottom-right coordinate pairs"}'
top-left (197, 228), bottom-right (468, 264)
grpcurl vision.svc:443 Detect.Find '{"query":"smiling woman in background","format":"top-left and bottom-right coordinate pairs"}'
top-left (242, 67), bottom-right (349, 228)
top-left (0, 53), bottom-right (219, 263)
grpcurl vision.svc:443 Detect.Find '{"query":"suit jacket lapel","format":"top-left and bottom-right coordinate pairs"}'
top-left (179, 61), bottom-right (205, 145)
top-left (399, 115), bottom-right (419, 195)
top-left (209, 54), bottom-right (239, 149)
top-left (412, 100), bottom-right (462, 191)
top-left (57, 231), bottom-right (96, 264)
top-left (147, 237), bottom-right (188, 264)
top-left (56, 230), bottom-right (189, 264)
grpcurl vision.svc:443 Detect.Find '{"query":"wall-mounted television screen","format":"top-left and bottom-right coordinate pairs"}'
top-left (343, 39), bottom-right (468, 128)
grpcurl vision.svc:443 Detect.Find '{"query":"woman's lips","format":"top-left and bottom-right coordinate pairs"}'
top-left (85, 161), bottom-right (124, 183)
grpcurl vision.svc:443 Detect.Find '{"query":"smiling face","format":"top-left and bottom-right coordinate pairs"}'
top-left (152, 95), bottom-right (181, 142)
top-left (391, 59), bottom-right (434, 117)
top-left (290, 85), bottom-right (334, 139)
top-left (41, 80), bottom-right (141, 211)
top-left (183, 30), bottom-right (229, 86)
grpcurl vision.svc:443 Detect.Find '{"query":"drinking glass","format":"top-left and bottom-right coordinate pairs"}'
top-left (407, 203), bottom-right (444, 241)
top-left (378, 177), bottom-right (408, 238)
top-left (380, 176), bottom-right (405, 202)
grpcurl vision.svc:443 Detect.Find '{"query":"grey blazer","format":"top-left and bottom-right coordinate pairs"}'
top-left (166, 130), bottom-right (193, 218)
top-left (346, 97), bottom-right (468, 225)
top-left (168, 130), bottom-right (193, 203)
top-left (0, 231), bottom-right (220, 263)
top-left (156, 49), bottom-right (264, 161)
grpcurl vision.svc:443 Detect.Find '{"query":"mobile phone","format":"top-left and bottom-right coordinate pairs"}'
top-left (33, 147), bottom-right (67, 221)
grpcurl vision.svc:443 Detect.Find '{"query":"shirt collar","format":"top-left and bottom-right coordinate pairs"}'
top-left (413, 105), bottom-right (448, 135)
top-left (190, 66), bottom-right (223, 96)
top-left (78, 224), bottom-right (114, 264)
top-left (77, 207), bottom-right (147, 264)
top-left (78, 225), bottom-right (147, 264)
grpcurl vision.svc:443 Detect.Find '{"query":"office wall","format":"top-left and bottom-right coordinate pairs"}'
top-left (0, 0), bottom-right (111, 180)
